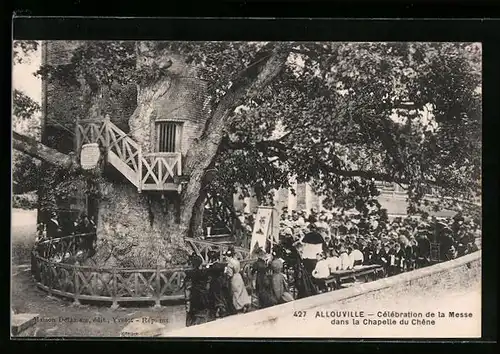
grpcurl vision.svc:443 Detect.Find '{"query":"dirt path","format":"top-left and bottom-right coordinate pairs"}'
top-left (11, 209), bottom-right (187, 337)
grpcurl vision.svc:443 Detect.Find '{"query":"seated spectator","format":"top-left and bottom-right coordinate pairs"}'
top-left (327, 249), bottom-right (340, 273)
top-left (339, 244), bottom-right (352, 270)
top-left (349, 244), bottom-right (364, 268)
top-left (312, 252), bottom-right (331, 279)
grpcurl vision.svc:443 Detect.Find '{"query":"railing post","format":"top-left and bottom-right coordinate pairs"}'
top-left (75, 116), bottom-right (81, 157)
top-left (73, 264), bottom-right (81, 305)
top-left (104, 115), bottom-right (111, 148)
top-left (111, 267), bottom-right (119, 310)
top-left (47, 263), bottom-right (54, 297)
top-left (138, 146), bottom-right (142, 193)
top-left (154, 265), bottom-right (161, 309)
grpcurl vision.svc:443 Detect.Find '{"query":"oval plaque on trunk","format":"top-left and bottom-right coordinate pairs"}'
top-left (80, 143), bottom-right (100, 170)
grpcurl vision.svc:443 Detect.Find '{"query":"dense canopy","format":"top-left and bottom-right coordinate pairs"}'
top-left (13, 40), bottom-right (481, 221)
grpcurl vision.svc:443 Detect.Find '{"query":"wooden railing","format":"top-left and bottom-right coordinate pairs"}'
top-left (31, 234), bottom-right (255, 308)
top-left (77, 118), bottom-right (182, 192)
top-left (141, 152), bottom-right (182, 191)
top-left (185, 238), bottom-right (252, 264)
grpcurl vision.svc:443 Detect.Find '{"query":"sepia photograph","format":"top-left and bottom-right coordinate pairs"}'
top-left (11, 38), bottom-right (482, 338)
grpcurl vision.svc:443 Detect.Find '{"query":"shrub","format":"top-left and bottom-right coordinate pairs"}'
top-left (12, 192), bottom-right (38, 210)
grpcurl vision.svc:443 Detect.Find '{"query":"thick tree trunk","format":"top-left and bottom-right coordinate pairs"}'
top-left (177, 45), bottom-right (290, 235)
top-left (190, 191), bottom-right (207, 239)
top-left (16, 43), bottom-right (289, 268)
top-left (91, 181), bottom-right (189, 267)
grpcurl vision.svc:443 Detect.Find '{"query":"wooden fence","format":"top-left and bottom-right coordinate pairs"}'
top-left (30, 234), bottom-right (255, 308)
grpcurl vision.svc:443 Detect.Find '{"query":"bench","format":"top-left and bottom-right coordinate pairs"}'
top-left (321, 265), bottom-right (384, 291)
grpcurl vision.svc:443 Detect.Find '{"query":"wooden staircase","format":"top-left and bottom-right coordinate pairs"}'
top-left (77, 117), bottom-right (250, 247)
top-left (77, 117), bottom-right (182, 192)
top-left (203, 194), bottom-right (251, 248)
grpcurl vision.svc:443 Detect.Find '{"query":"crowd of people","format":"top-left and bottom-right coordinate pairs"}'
top-left (185, 205), bottom-right (481, 326)
top-left (249, 206), bottom-right (481, 269)
top-left (184, 248), bottom-right (252, 326)
top-left (35, 211), bottom-right (98, 258)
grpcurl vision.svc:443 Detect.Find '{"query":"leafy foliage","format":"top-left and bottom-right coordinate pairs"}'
top-left (27, 41), bottom-right (481, 217)
top-left (13, 90), bottom-right (40, 120)
top-left (213, 42), bottom-right (481, 215)
top-left (12, 151), bottom-right (40, 194)
top-left (12, 41), bottom-right (43, 196)
top-left (12, 40), bottom-right (39, 64)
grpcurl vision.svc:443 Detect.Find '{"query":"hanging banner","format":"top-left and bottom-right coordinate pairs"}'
top-left (250, 206), bottom-right (278, 254)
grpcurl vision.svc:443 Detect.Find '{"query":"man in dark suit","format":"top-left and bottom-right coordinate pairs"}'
top-left (439, 226), bottom-right (457, 261)
top-left (389, 242), bottom-right (405, 276)
top-left (45, 211), bottom-right (61, 239)
top-left (372, 242), bottom-right (389, 275)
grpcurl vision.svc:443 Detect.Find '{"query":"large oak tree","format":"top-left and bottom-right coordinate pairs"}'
top-left (12, 41), bottom-right (481, 267)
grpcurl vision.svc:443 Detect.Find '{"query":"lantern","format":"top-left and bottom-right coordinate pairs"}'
top-left (80, 143), bottom-right (101, 170)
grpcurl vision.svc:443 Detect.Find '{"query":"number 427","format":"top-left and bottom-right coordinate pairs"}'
top-left (293, 311), bottom-right (307, 317)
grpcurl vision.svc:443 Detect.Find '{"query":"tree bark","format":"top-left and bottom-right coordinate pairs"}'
top-left (92, 181), bottom-right (189, 267)
top-left (14, 44), bottom-right (290, 267)
top-left (189, 190), bottom-right (207, 239)
top-left (178, 45), bottom-right (290, 238)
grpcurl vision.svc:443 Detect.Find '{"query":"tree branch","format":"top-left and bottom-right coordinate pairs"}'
top-left (12, 131), bottom-right (79, 171)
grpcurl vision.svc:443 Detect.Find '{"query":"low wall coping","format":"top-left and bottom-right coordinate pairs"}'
top-left (160, 251), bottom-right (481, 336)
top-left (11, 313), bottom-right (39, 336)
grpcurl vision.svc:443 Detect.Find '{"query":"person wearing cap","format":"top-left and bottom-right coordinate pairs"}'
top-left (224, 247), bottom-right (251, 313)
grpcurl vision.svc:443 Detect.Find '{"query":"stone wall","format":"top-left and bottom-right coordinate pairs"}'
top-left (160, 251), bottom-right (481, 337)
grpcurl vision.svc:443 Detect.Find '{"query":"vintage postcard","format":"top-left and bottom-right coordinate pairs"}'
top-left (11, 34), bottom-right (482, 338)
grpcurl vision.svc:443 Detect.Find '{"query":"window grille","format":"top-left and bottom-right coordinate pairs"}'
top-left (156, 122), bottom-right (182, 153)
